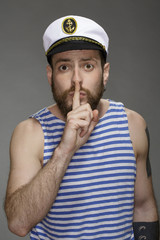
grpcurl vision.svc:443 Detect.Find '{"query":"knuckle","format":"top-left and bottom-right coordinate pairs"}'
top-left (67, 111), bottom-right (71, 118)
top-left (86, 103), bottom-right (91, 109)
top-left (66, 115), bottom-right (71, 122)
top-left (87, 111), bottom-right (92, 120)
top-left (67, 111), bottom-right (74, 120)
top-left (83, 120), bottom-right (89, 126)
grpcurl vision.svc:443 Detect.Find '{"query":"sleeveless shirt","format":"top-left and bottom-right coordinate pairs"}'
top-left (30, 100), bottom-right (136, 240)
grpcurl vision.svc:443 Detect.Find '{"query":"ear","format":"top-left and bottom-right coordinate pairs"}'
top-left (46, 65), bottom-right (52, 86)
top-left (103, 62), bottom-right (110, 86)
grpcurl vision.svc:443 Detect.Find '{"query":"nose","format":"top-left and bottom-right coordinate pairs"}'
top-left (71, 66), bottom-right (82, 86)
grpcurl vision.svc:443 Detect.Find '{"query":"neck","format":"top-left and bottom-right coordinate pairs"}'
top-left (96, 99), bottom-right (109, 118)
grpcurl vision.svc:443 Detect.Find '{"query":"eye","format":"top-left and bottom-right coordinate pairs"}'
top-left (84, 63), bottom-right (94, 71)
top-left (59, 65), bottom-right (68, 71)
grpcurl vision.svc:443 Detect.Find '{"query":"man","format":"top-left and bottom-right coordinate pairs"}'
top-left (5, 15), bottom-right (159, 239)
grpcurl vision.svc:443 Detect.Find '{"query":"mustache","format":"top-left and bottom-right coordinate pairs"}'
top-left (51, 81), bottom-right (88, 93)
top-left (68, 85), bottom-right (90, 94)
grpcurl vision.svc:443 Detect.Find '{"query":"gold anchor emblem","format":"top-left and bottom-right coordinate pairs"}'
top-left (66, 19), bottom-right (75, 33)
top-left (62, 17), bottom-right (77, 34)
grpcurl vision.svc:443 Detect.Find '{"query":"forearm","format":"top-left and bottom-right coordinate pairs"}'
top-left (133, 194), bottom-right (159, 222)
top-left (5, 147), bottom-right (73, 236)
top-left (133, 199), bottom-right (159, 239)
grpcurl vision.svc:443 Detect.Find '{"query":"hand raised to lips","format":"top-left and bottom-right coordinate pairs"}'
top-left (59, 80), bottom-right (99, 155)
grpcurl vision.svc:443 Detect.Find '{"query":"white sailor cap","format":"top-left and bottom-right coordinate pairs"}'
top-left (43, 15), bottom-right (109, 60)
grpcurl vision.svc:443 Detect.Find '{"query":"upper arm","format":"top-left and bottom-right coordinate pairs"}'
top-left (126, 109), bottom-right (158, 221)
top-left (6, 118), bottom-right (44, 196)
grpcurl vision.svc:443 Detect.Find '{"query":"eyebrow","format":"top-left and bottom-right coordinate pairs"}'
top-left (81, 58), bottom-right (97, 62)
top-left (54, 58), bottom-right (71, 65)
top-left (54, 57), bottom-right (98, 67)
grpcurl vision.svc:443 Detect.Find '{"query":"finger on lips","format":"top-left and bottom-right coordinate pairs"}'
top-left (72, 81), bottom-right (80, 110)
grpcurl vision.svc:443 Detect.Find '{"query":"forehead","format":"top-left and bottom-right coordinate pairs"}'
top-left (51, 49), bottom-right (101, 63)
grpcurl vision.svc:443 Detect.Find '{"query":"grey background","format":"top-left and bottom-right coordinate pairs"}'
top-left (0, 0), bottom-right (159, 239)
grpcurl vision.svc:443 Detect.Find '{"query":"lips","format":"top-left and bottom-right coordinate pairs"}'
top-left (80, 91), bottom-right (86, 96)
top-left (69, 91), bottom-right (86, 97)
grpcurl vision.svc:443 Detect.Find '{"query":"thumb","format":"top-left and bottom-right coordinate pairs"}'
top-left (92, 109), bottom-right (99, 122)
top-left (85, 109), bottom-right (99, 136)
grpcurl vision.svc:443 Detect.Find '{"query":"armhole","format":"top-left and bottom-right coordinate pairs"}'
top-left (29, 116), bottom-right (45, 166)
top-left (124, 108), bottom-right (137, 161)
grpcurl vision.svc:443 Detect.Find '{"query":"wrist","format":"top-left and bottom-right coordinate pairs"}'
top-left (49, 146), bottom-right (73, 180)
top-left (53, 144), bottom-right (74, 163)
top-left (56, 140), bottom-right (76, 158)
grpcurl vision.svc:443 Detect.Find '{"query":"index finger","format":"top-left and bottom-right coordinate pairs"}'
top-left (72, 81), bottom-right (80, 110)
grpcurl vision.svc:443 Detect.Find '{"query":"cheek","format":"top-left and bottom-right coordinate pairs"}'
top-left (84, 71), bottom-right (102, 89)
top-left (52, 75), bottom-right (70, 93)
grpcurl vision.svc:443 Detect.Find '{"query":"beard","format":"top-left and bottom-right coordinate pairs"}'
top-left (51, 77), bottom-right (104, 118)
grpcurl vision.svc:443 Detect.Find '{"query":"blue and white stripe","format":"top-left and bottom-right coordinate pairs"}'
top-left (30, 100), bottom-right (136, 240)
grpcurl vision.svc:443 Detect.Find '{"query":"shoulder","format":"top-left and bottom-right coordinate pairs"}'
top-left (125, 108), bottom-right (148, 158)
top-left (125, 108), bottom-right (146, 130)
top-left (12, 118), bottom-right (43, 140)
top-left (11, 118), bottom-right (44, 163)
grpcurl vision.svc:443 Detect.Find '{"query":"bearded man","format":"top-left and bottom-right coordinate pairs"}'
top-left (5, 15), bottom-right (159, 240)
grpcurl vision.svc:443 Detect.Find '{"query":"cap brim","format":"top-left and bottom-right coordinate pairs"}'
top-left (47, 40), bottom-right (107, 63)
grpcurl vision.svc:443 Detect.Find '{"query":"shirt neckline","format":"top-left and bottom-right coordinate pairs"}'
top-left (46, 99), bottom-right (112, 123)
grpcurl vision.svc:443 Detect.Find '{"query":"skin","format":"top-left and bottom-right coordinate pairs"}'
top-left (126, 109), bottom-right (158, 222)
top-left (4, 50), bottom-right (158, 237)
top-left (48, 50), bottom-right (108, 119)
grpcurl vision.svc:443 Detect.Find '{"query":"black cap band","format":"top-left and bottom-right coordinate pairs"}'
top-left (47, 40), bottom-right (107, 64)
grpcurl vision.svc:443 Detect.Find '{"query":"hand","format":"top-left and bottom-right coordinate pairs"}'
top-left (59, 81), bottom-right (99, 155)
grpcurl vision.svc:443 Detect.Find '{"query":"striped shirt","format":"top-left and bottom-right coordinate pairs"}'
top-left (30, 100), bottom-right (136, 240)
